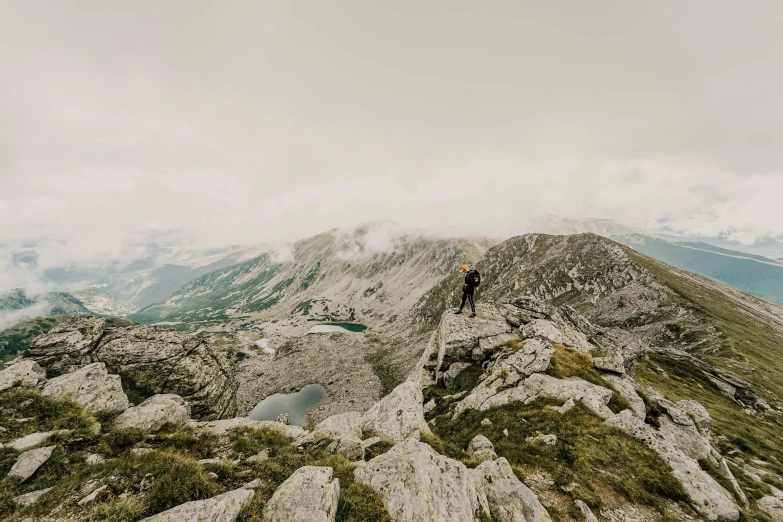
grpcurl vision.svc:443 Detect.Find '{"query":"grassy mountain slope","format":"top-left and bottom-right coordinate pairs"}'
top-left (414, 233), bottom-right (783, 499)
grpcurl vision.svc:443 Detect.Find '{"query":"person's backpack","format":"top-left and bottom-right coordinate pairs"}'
top-left (470, 269), bottom-right (481, 287)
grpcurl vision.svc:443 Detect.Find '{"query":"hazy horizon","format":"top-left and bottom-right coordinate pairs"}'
top-left (2, 1), bottom-right (783, 292)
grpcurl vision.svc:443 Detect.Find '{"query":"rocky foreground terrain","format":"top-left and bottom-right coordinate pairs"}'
top-left (1, 232), bottom-right (783, 521)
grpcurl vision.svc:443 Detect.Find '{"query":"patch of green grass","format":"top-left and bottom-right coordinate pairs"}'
top-left (153, 425), bottom-right (217, 459)
top-left (635, 353), bottom-right (783, 493)
top-left (88, 498), bottom-right (147, 522)
top-left (0, 388), bottom-right (96, 442)
top-left (231, 427), bottom-right (390, 522)
top-left (364, 342), bottom-right (406, 396)
top-left (432, 398), bottom-right (688, 511)
top-left (99, 428), bottom-right (147, 457)
top-left (364, 440), bottom-right (395, 461)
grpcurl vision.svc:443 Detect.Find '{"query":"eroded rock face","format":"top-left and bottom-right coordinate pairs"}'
top-left (95, 326), bottom-right (237, 419)
top-left (26, 317), bottom-right (105, 369)
top-left (758, 494), bottom-right (783, 521)
top-left (603, 375), bottom-right (645, 419)
top-left (361, 380), bottom-right (431, 443)
top-left (8, 446), bottom-right (55, 482)
top-left (42, 362), bottom-right (129, 413)
top-left (472, 458), bottom-right (552, 522)
top-left (605, 410), bottom-right (739, 521)
top-left (355, 439), bottom-right (490, 522)
top-left (0, 360), bottom-right (46, 392)
top-left (138, 487), bottom-right (255, 522)
top-left (298, 412), bottom-right (365, 461)
top-left (434, 308), bottom-right (512, 376)
top-left (114, 394), bottom-right (190, 432)
top-left (263, 466), bottom-right (340, 522)
top-left (26, 318), bottom-right (239, 420)
top-left (521, 319), bottom-right (592, 353)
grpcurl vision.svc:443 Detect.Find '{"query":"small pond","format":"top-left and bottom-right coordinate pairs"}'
top-left (248, 384), bottom-right (328, 427)
top-left (306, 322), bottom-right (368, 334)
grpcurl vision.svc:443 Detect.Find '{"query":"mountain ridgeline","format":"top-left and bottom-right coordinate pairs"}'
top-left (130, 226), bottom-right (494, 330)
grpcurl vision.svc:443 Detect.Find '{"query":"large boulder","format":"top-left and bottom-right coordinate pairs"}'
top-left (434, 309), bottom-right (513, 376)
top-left (27, 319), bottom-right (239, 420)
top-left (114, 394), bottom-right (190, 432)
top-left (138, 487), bottom-right (255, 522)
top-left (472, 458), bottom-right (552, 522)
top-left (603, 375), bottom-right (645, 419)
top-left (0, 359), bottom-right (46, 392)
top-left (361, 380), bottom-right (431, 443)
top-left (605, 410), bottom-right (739, 521)
top-left (2, 430), bottom-right (70, 451)
top-left (42, 362), bottom-right (129, 413)
top-left (758, 494), bottom-right (783, 521)
top-left (355, 439), bottom-right (490, 522)
top-left (467, 435), bottom-right (497, 463)
top-left (263, 466), bottom-right (340, 522)
top-left (8, 446), bottom-right (55, 482)
top-left (298, 412), bottom-right (365, 461)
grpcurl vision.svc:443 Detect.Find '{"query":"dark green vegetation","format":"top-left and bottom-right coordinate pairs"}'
top-left (430, 398), bottom-right (689, 517)
top-left (0, 387), bottom-right (389, 522)
top-left (364, 334), bottom-right (407, 395)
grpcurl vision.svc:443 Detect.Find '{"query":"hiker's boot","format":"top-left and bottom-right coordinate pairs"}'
top-left (469, 313), bottom-right (477, 318)
top-left (454, 310), bottom-right (463, 315)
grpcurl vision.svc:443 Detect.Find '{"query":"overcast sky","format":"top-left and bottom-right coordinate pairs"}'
top-left (2, 0), bottom-right (782, 265)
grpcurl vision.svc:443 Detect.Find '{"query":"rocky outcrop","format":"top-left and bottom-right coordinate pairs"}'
top-left (138, 487), bottom-right (255, 522)
top-left (521, 319), bottom-right (592, 353)
top-left (114, 394), bottom-right (190, 432)
top-left (467, 435), bottom-right (497, 463)
top-left (26, 317), bottom-right (106, 369)
top-left (355, 439), bottom-right (490, 522)
top-left (758, 493), bottom-right (783, 521)
top-left (456, 372), bottom-right (614, 418)
top-left (605, 410), bottom-right (739, 521)
top-left (361, 380), bottom-right (431, 442)
top-left (26, 318), bottom-right (239, 420)
top-left (433, 308), bottom-right (513, 377)
top-left (603, 374), bottom-right (645, 419)
top-left (0, 359), bottom-right (46, 392)
top-left (196, 418), bottom-right (307, 439)
top-left (95, 326), bottom-right (237, 419)
top-left (297, 412), bottom-right (366, 461)
top-left (473, 458), bottom-right (552, 522)
top-left (263, 466), bottom-right (340, 522)
top-left (42, 362), bottom-right (129, 413)
top-left (8, 445), bottom-right (55, 482)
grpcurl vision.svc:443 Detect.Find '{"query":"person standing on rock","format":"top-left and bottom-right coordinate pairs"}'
top-left (455, 264), bottom-right (480, 318)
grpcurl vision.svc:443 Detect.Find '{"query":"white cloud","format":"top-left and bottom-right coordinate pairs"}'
top-left (270, 243), bottom-right (295, 264)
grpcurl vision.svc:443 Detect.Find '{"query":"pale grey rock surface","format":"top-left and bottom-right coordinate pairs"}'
top-left (525, 434), bottom-right (557, 446)
top-left (12, 487), bottom-right (53, 507)
top-left (114, 394), bottom-right (190, 432)
top-left (26, 317), bottom-right (105, 367)
top-left (605, 410), bottom-right (739, 521)
top-left (41, 363), bottom-right (129, 413)
top-left (361, 380), bottom-right (431, 442)
top-left (592, 354), bottom-right (625, 374)
top-left (758, 494), bottom-right (783, 521)
top-left (4, 430), bottom-right (70, 451)
top-left (442, 362), bottom-right (471, 388)
top-left (263, 466), bottom-right (340, 522)
top-left (355, 439), bottom-right (490, 522)
top-left (197, 418), bottom-right (307, 439)
top-left (520, 319), bottom-right (592, 353)
top-left (138, 487), bottom-right (255, 522)
top-left (456, 373), bottom-right (614, 418)
top-left (603, 374), bottom-right (646, 419)
top-left (0, 360), bottom-right (46, 392)
top-left (575, 500), bottom-right (599, 522)
top-left (8, 445), bottom-right (56, 482)
top-left (473, 458), bottom-right (552, 522)
top-left (467, 435), bottom-right (497, 463)
top-left (434, 308), bottom-right (512, 375)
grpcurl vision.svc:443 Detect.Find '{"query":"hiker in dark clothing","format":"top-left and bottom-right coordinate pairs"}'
top-left (455, 264), bottom-right (480, 317)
